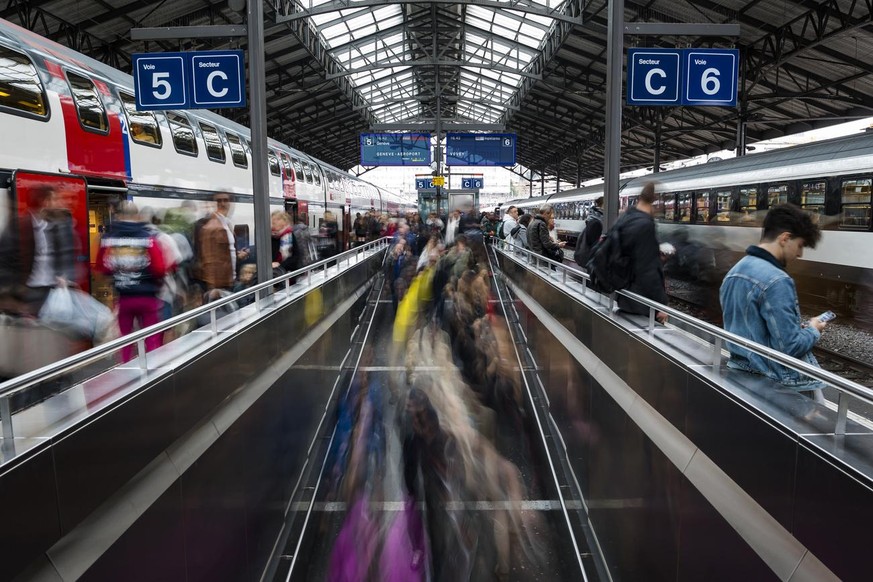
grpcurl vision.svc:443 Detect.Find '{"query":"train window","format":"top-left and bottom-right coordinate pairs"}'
top-left (677, 193), bottom-right (692, 222)
top-left (225, 133), bottom-right (248, 168)
top-left (268, 150), bottom-right (280, 176)
top-left (166, 112), bottom-right (198, 156)
top-left (279, 153), bottom-right (293, 179)
top-left (695, 191), bottom-right (711, 223)
top-left (66, 71), bottom-right (109, 133)
top-left (313, 166), bottom-right (321, 186)
top-left (199, 122), bottom-right (226, 163)
top-left (118, 92), bottom-right (161, 146)
top-left (715, 189), bottom-right (732, 222)
top-left (661, 194), bottom-right (675, 221)
top-left (767, 184), bottom-right (789, 207)
top-left (800, 180), bottom-right (826, 217)
top-left (302, 161), bottom-right (313, 184)
top-left (291, 157), bottom-right (304, 181)
top-left (0, 46), bottom-right (48, 118)
top-left (739, 187), bottom-right (757, 214)
top-left (840, 178), bottom-right (872, 230)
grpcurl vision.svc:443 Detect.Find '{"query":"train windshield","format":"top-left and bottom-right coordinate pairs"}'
top-left (0, 46), bottom-right (48, 117)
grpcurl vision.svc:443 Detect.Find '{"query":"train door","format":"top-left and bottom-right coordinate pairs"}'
top-left (87, 190), bottom-right (116, 305)
top-left (11, 170), bottom-right (90, 291)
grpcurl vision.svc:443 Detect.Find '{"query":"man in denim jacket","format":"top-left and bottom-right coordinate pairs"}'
top-left (719, 204), bottom-right (827, 399)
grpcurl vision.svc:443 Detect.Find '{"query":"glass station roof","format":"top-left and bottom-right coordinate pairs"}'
top-left (305, 1), bottom-right (563, 123)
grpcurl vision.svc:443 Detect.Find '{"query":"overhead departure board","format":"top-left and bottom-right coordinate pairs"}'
top-left (360, 133), bottom-right (431, 166)
top-left (445, 133), bottom-right (516, 166)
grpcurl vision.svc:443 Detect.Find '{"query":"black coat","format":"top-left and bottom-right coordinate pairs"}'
top-left (616, 206), bottom-right (668, 315)
top-left (527, 214), bottom-right (560, 258)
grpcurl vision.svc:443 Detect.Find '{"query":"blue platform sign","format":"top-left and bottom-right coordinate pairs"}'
top-left (461, 176), bottom-right (484, 189)
top-left (360, 133), bottom-right (431, 166)
top-left (683, 50), bottom-right (738, 106)
top-left (416, 176), bottom-right (435, 190)
top-left (627, 48), bottom-right (681, 106)
top-left (132, 50), bottom-right (246, 111)
top-left (133, 53), bottom-right (188, 109)
top-left (445, 133), bottom-right (516, 166)
top-left (191, 51), bottom-right (246, 108)
top-left (626, 48), bottom-right (739, 107)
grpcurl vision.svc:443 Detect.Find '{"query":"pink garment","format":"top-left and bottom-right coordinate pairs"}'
top-left (380, 498), bottom-right (426, 582)
top-left (117, 295), bottom-right (163, 362)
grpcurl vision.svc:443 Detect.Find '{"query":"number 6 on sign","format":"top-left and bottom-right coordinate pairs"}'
top-left (700, 67), bottom-right (721, 96)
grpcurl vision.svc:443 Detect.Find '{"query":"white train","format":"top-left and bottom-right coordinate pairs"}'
top-left (0, 18), bottom-right (412, 299)
top-left (502, 131), bottom-right (873, 328)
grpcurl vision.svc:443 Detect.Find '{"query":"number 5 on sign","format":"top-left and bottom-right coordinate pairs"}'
top-left (133, 53), bottom-right (188, 110)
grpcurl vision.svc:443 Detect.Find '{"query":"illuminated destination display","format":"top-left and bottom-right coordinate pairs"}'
top-left (360, 133), bottom-right (431, 166)
top-left (445, 133), bottom-right (516, 166)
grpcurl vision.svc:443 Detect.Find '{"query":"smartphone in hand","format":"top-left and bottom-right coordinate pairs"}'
top-left (817, 310), bottom-right (836, 323)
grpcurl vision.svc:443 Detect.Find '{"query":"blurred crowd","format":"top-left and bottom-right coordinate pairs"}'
top-left (324, 212), bottom-right (547, 581)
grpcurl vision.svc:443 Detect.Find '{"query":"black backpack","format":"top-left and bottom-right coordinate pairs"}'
top-left (585, 219), bottom-right (631, 293)
top-left (573, 213), bottom-right (602, 267)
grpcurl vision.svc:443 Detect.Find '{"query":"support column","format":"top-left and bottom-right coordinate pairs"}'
top-left (540, 169), bottom-right (545, 197)
top-left (248, 0), bottom-right (271, 292)
top-left (653, 124), bottom-right (662, 173)
top-left (603, 0), bottom-right (624, 229)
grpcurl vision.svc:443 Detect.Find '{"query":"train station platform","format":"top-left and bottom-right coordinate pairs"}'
top-left (1, 239), bottom-right (871, 582)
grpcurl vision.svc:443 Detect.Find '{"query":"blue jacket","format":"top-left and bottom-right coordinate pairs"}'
top-left (719, 246), bottom-right (823, 389)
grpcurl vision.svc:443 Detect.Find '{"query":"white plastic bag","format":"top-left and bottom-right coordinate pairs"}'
top-left (38, 284), bottom-right (115, 341)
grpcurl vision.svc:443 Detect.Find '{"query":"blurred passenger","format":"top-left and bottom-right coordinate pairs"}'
top-left (0, 184), bottom-right (77, 315)
top-left (233, 264), bottom-right (258, 307)
top-left (426, 212), bottom-right (444, 237)
top-left (96, 202), bottom-right (167, 362)
top-left (353, 212), bottom-right (367, 246)
top-left (445, 209), bottom-right (461, 245)
top-left (720, 204), bottom-right (827, 400)
top-left (320, 210), bottom-right (339, 258)
top-left (574, 196), bottom-right (603, 268)
top-left (196, 193), bottom-right (238, 292)
top-left (527, 204), bottom-right (565, 262)
top-left (500, 205), bottom-right (518, 243)
top-left (291, 216), bottom-right (317, 270)
top-left (480, 212), bottom-right (497, 241)
top-left (513, 213), bottom-right (532, 250)
top-left (616, 182), bottom-right (669, 322)
top-left (270, 211), bottom-right (295, 275)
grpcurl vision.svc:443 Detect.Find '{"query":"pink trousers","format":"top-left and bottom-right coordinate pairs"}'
top-left (118, 295), bottom-right (163, 362)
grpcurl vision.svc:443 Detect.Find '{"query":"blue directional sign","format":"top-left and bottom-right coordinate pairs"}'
top-left (133, 52), bottom-right (188, 109)
top-left (683, 49), bottom-right (738, 106)
top-left (360, 133), bottom-right (431, 166)
top-left (191, 51), bottom-right (246, 108)
top-left (445, 133), bottom-right (516, 166)
top-left (627, 48), bottom-right (681, 106)
top-left (132, 50), bottom-right (246, 111)
top-left (416, 176), bottom-right (435, 190)
top-left (461, 176), bottom-right (484, 189)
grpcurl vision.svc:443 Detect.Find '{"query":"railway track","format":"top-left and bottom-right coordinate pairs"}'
top-left (814, 347), bottom-right (873, 389)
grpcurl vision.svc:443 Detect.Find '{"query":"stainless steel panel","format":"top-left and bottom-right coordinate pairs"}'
top-left (0, 451), bottom-right (61, 581)
top-left (172, 342), bottom-right (246, 436)
top-left (626, 338), bottom-right (689, 432)
top-left (53, 376), bottom-right (176, 534)
top-left (793, 443), bottom-right (873, 581)
top-left (79, 481), bottom-right (186, 582)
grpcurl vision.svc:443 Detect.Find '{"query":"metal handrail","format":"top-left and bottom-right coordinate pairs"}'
top-left (494, 238), bottom-right (873, 429)
top-left (0, 238), bottom-right (390, 404)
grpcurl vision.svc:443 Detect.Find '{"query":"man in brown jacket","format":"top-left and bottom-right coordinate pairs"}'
top-left (196, 193), bottom-right (238, 291)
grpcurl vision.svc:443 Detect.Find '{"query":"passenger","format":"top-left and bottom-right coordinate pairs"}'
top-left (196, 193), bottom-right (238, 292)
top-left (353, 212), bottom-right (367, 246)
top-left (291, 216), bottom-right (317, 270)
top-left (574, 196), bottom-right (604, 268)
top-left (0, 184), bottom-right (78, 316)
top-left (719, 204), bottom-right (827, 400)
top-left (444, 209), bottom-right (461, 245)
top-left (233, 264), bottom-right (258, 307)
top-left (95, 202), bottom-right (167, 362)
top-left (480, 211), bottom-right (497, 241)
top-left (527, 204), bottom-right (565, 262)
top-left (616, 182), bottom-right (669, 322)
top-left (501, 205), bottom-right (519, 243)
top-left (512, 213), bottom-right (532, 250)
top-left (270, 211), bottom-right (295, 275)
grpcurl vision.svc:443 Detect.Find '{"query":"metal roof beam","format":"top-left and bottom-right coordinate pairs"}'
top-left (275, 0), bottom-right (585, 26)
top-left (371, 122), bottom-right (505, 131)
top-left (327, 58), bottom-right (541, 80)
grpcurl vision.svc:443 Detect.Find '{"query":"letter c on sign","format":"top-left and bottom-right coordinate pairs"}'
top-left (645, 68), bottom-right (667, 95)
top-left (207, 70), bottom-right (229, 98)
